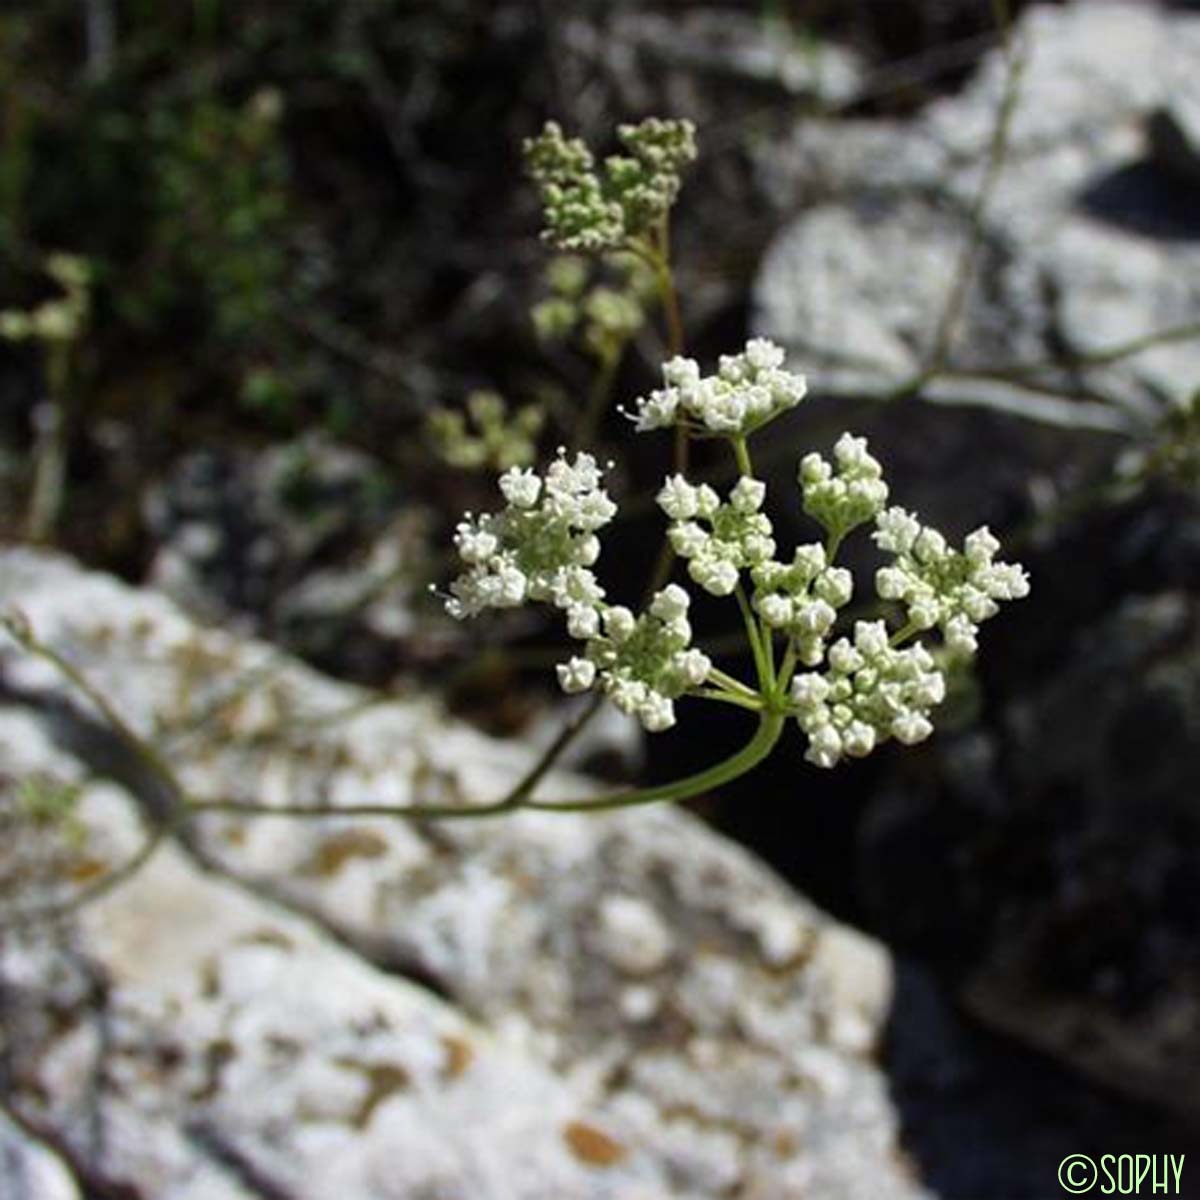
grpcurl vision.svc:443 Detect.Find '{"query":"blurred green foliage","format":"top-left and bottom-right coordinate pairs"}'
top-left (145, 89), bottom-right (290, 346)
top-left (0, 0), bottom-right (546, 476)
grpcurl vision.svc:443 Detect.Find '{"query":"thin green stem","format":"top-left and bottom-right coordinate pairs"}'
top-left (3, 612), bottom-right (179, 797)
top-left (652, 218), bottom-right (685, 360)
top-left (672, 422), bottom-right (690, 483)
top-left (732, 435), bottom-right (753, 478)
top-left (189, 794), bottom-right (516, 822)
top-left (5, 826), bottom-right (168, 928)
top-left (573, 345), bottom-right (622, 452)
top-left (693, 688), bottom-right (764, 711)
top-left (643, 233), bottom-right (689, 595)
top-left (707, 666), bottom-right (758, 698)
top-left (524, 711), bottom-right (785, 813)
top-left (761, 619), bottom-right (776, 682)
top-left (191, 696), bottom-right (607, 823)
top-left (1, 613), bottom-right (188, 928)
top-left (497, 691), bottom-right (605, 808)
top-left (774, 640), bottom-right (798, 701)
top-left (191, 710), bottom-right (785, 820)
top-left (728, 433), bottom-right (777, 685)
top-left (917, 0), bottom-right (1024, 388)
top-left (734, 583), bottom-right (770, 690)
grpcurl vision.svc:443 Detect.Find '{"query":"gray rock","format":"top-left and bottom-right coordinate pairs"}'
top-left (754, 3), bottom-right (1200, 417)
top-left (142, 434), bottom-right (425, 676)
top-left (608, 11), bottom-right (866, 107)
top-left (559, 10), bottom-right (865, 119)
top-left (749, 7), bottom-right (1200, 1116)
top-left (0, 1110), bottom-right (80, 1200)
top-left (0, 548), bottom-right (928, 1200)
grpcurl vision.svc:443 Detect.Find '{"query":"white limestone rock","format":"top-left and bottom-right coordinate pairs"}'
top-left (0, 548), bottom-right (929, 1199)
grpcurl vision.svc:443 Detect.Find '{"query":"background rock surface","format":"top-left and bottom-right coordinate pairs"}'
top-left (0, 548), bottom-right (926, 1199)
top-left (755, 2), bottom-right (1200, 418)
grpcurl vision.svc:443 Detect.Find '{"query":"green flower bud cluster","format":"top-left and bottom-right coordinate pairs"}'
top-left (531, 253), bottom-right (653, 361)
top-left (0, 254), bottom-right (91, 345)
top-left (873, 508), bottom-right (1031, 657)
top-left (791, 621), bottom-right (947, 769)
top-left (524, 118), bottom-right (697, 253)
top-left (523, 122), bottom-right (626, 252)
top-left (627, 338), bottom-right (807, 436)
top-left (427, 390), bottom-right (545, 471)
top-left (799, 433), bottom-right (889, 543)
top-left (659, 474), bottom-right (776, 596)
top-left (605, 118), bottom-right (698, 235)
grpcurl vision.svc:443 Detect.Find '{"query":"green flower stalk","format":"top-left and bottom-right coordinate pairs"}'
top-left (524, 118), bottom-right (694, 364)
top-left (1, 252), bottom-right (91, 543)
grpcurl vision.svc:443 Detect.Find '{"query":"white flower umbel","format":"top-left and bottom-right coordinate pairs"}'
top-left (873, 508), bottom-right (1031, 652)
top-left (790, 620), bottom-right (947, 769)
top-left (558, 583), bottom-right (712, 731)
top-left (627, 338), bottom-right (807, 437)
top-left (444, 449), bottom-right (617, 620)
top-left (658, 475), bottom-right (776, 597)
top-left (443, 422), bottom-right (1029, 755)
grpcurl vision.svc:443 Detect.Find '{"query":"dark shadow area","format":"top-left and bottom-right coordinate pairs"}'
top-left (1077, 160), bottom-right (1200, 242)
top-left (887, 961), bottom-right (1200, 1200)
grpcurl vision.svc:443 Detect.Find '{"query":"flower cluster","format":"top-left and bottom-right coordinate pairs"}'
top-left (750, 544), bottom-right (854, 665)
top-left (558, 584), bottom-right (711, 731)
top-left (442, 419), bottom-right (1030, 765)
top-left (0, 254), bottom-right (90, 345)
top-left (604, 118), bottom-right (697, 235)
top-left (531, 253), bottom-right (652, 362)
top-left (659, 475), bottom-right (776, 596)
top-left (791, 621), bottom-right (947, 769)
top-left (443, 451), bottom-right (714, 732)
top-left (427, 390), bottom-right (545, 472)
top-left (523, 118), bottom-right (696, 253)
top-left (445, 450), bottom-right (616, 620)
top-left (437, 114), bottom-right (1033, 796)
top-left (873, 509), bottom-right (1031, 657)
top-left (628, 338), bottom-right (808, 436)
top-left (523, 123), bottom-right (623, 252)
top-left (799, 434), bottom-right (890, 541)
